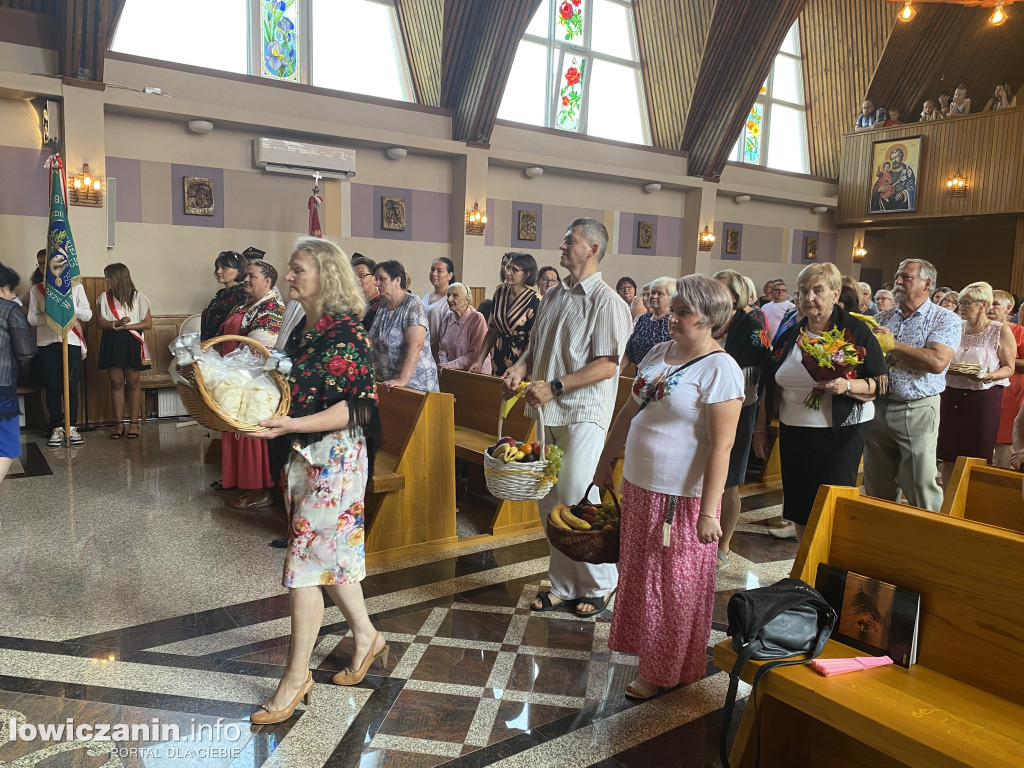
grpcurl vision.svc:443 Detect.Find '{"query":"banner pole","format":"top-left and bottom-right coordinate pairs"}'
top-left (62, 331), bottom-right (71, 443)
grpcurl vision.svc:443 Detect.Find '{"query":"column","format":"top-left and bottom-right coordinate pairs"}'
top-left (449, 147), bottom-right (490, 288)
top-left (680, 184), bottom-right (716, 276)
top-left (60, 84), bottom-right (108, 275)
top-left (836, 227), bottom-right (864, 278)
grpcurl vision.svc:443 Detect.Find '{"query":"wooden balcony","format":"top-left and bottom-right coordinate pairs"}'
top-left (836, 108), bottom-right (1024, 227)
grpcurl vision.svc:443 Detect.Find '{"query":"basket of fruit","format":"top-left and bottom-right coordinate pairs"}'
top-left (546, 482), bottom-right (621, 564)
top-left (483, 404), bottom-right (563, 501)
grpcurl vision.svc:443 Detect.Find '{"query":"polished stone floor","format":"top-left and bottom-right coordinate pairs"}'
top-left (0, 421), bottom-right (797, 767)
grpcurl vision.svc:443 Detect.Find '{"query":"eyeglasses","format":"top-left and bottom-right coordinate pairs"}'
top-left (505, 265), bottom-right (523, 274)
top-left (957, 299), bottom-right (981, 307)
top-left (354, 272), bottom-right (372, 280)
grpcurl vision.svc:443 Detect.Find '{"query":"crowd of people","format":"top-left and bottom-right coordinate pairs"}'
top-left (855, 80), bottom-right (1019, 130)
top-left (6, 219), bottom-right (1024, 716)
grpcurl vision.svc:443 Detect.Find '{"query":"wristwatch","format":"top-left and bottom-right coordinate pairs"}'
top-left (550, 378), bottom-right (564, 397)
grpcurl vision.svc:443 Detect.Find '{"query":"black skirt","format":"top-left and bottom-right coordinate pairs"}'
top-left (779, 421), bottom-right (871, 526)
top-left (98, 329), bottom-right (150, 371)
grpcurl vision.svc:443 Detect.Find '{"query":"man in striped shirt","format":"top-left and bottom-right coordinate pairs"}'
top-left (503, 218), bottom-right (633, 616)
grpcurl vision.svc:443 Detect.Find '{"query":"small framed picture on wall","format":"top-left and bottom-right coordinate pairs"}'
top-left (382, 197), bottom-right (407, 231)
top-left (725, 229), bottom-right (740, 254)
top-left (518, 210), bottom-right (537, 241)
top-left (637, 221), bottom-right (654, 249)
top-left (184, 177), bottom-right (215, 216)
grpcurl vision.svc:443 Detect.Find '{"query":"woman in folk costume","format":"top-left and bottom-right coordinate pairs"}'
top-left (96, 263), bottom-right (152, 440)
top-left (218, 259), bottom-right (285, 508)
top-left (200, 250), bottom-right (247, 342)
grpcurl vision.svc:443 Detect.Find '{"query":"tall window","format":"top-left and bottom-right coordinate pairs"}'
top-left (111, 0), bottom-right (414, 102)
top-left (498, 0), bottom-right (649, 145)
top-left (729, 21), bottom-right (808, 174)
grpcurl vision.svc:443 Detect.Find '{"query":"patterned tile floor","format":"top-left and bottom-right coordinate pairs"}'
top-left (0, 423), bottom-right (797, 767)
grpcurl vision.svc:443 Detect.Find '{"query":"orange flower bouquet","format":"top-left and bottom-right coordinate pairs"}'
top-left (797, 327), bottom-right (866, 409)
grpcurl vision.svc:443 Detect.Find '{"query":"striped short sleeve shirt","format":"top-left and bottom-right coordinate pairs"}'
top-left (526, 272), bottom-right (634, 430)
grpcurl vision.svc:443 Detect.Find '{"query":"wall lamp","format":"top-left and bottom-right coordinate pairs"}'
top-left (643, 182), bottom-right (661, 193)
top-left (991, 1), bottom-right (1007, 25)
top-left (946, 171), bottom-right (967, 197)
top-left (898, 1), bottom-right (915, 22)
top-left (465, 202), bottom-right (487, 236)
top-left (853, 242), bottom-right (867, 263)
top-left (68, 162), bottom-right (104, 207)
top-left (524, 166), bottom-right (544, 178)
top-left (698, 224), bottom-right (716, 251)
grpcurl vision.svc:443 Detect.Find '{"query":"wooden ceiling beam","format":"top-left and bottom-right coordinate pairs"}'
top-left (395, 0), bottom-right (443, 107)
top-left (682, 0), bottom-right (808, 178)
top-left (441, 0), bottom-right (541, 144)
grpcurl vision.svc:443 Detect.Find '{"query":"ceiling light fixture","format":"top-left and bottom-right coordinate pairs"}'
top-left (898, 1), bottom-right (916, 22)
top-left (187, 120), bottom-right (214, 134)
top-left (643, 182), bottom-right (661, 193)
top-left (991, 1), bottom-right (1007, 25)
top-left (734, 194), bottom-right (751, 204)
top-left (524, 166), bottom-right (544, 178)
top-left (812, 205), bottom-right (829, 214)
top-left (385, 147), bottom-right (407, 160)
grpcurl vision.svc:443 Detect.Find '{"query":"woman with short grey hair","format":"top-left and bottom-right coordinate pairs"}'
top-left (595, 273), bottom-right (743, 699)
top-left (621, 276), bottom-right (674, 372)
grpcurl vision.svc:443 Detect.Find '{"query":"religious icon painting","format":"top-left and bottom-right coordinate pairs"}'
top-left (637, 221), bottom-right (654, 249)
top-left (382, 197), bottom-right (407, 231)
top-left (869, 136), bottom-right (921, 214)
top-left (805, 235), bottom-right (818, 260)
top-left (518, 210), bottom-right (537, 241)
top-left (184, 177), bottom-right (215, 216)
top-left (725, 229), bottom-right (740, 254)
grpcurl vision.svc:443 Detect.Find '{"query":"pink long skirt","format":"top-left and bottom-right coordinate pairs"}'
top-left (221, 432), bottom-right (273, 490)
top-left (608, 479), bottom-right (719, 687)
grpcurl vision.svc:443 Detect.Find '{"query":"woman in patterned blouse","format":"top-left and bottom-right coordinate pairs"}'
top-left (469, 252), bottom-right (540, 375)
top-left (199, 251), bottom-right (246, 341)
top-left (620, 276), bottom-right (674, 372)
top-left (249, 238), bottom-right (386, 724)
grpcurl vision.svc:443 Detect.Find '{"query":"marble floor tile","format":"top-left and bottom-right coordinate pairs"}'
top-left (376, 689), bottom-right (481, 743)
top-left (505, 653), bottom-right (591, 699)
top-left (520, 617), bottom-right (596, 653)
top-left (409, 644), bottom-right (499, 688)
top-left (433, 610), bottom-right (514, 646)
top-left (487, 700), bottom-right (579, 745)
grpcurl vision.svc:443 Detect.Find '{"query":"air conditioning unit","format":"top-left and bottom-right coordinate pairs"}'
top-left (253, 137), bottom-right (356, 179)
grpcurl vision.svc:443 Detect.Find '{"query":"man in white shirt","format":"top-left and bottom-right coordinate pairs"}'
top-left (26, 249), bottom-right (92, 446)
top-left (760, 280), bottom-right (794, 338)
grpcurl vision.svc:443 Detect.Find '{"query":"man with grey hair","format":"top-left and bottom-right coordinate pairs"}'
top-left (504, 217), bottom-right (633, 616)
top-left (864, 258), bottom-right (961, 511)
top-left (873, 289), bottom-right (894, 313)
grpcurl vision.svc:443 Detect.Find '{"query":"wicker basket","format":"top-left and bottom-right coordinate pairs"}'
top-left (547, 483), bottom-right (621, 564)
top-left (173, 334), bottom-right (290, 433)
top-left (483, 403), bottom-right (554, 501)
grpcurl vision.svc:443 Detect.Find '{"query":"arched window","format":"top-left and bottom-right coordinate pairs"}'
top-left (111, 0), bottom-right (414, 102)
top-left (498, 0), bottom-right (650, 145)
top-left (729, 21), bottom-right (808, 173)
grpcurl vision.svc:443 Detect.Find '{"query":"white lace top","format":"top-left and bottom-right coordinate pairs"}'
top-left (947, 320), bottom-right (1008, 391)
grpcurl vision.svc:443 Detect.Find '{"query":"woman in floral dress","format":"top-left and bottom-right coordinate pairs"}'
top-left (250, 238), bottom-right (387, 724)
top-left (469, 252), bottom-right (540, 375)
top-left (595, 275), bottom-right (744, 700)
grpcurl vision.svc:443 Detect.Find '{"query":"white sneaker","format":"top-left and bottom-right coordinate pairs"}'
top-left (68, 426), bottom-right (84, 445)
top-left (47, 427), bottom-right (65, 447)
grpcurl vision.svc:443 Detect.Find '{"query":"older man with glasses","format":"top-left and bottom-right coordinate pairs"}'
top-left (351, 254), bottom-right (380, 331)
top-left (864, 258), bottom-right (961, 511)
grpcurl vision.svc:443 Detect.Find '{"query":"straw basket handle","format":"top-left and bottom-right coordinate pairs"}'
top-left (170, 334), bottom-right (273, 390)
top-left (577, 482), bottom-right (621, 512)
top-left (497, 397), bottom-right (546, 458)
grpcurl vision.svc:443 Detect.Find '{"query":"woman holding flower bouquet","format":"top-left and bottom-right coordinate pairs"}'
top-left (753, 263), bottom-right (888, 539)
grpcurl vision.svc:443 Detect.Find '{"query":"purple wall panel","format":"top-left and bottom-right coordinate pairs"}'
top-left (617, 213), bottom-right (634, 255)
top-left (170, 164), bottom-right (224, 228)
top-left (654, 215), bottom-right (682, 258)
top-left (350, 183), bottom-right (373, 238)
top-left (793, 229), bottom-right (836, 265)
top-left (372, 185), bottom-right (413, 241)
top-left (510, 201), bottom-right (542, 250)
top-left (411, 190), bottom-right (451, 243)
top-left (105, 156), bottom-right (142, 223)
top-left (720, 221), bottom-right (742, 261)
top-left (0, 146), bottom-right (49, 217)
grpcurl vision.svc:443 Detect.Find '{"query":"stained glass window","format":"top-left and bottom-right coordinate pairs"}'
top-left (262, 0), bottom-right (299, 81)
top-left (556, 0), bottom-right (584, 42)
top-left (499, 0), bottom-right (648, 144)
top-left (730, 20), bottom-right (808, 173)
top-left (557, 56), bottom-right (587, 130)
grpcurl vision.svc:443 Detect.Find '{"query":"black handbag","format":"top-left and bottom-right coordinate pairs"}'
top-left (719, 578), bottom-right (837, 768)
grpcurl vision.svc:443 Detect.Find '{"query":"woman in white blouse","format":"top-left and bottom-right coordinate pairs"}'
top-left (422, 258), bottom-right (454, 360)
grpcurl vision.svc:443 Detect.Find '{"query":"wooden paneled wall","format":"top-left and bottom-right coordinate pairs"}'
top-left (799, 0), bottom-right (894, 179)
top-left (681, 0), bottom-right (807, 177)
top-left (1011, 218), bottom-right (1024, 297)
top-left (632, 0), bottom-right (715, 151)
top-left (441, 0), bottom-right (541, 144)
top-left (867, 4), bottom-right (1024, 126)
top-left (1, 0), bottom-right (58, 13)
top-left (59, 0), bottom-right (124, 83)
top-left (836, 108), bottom-right (1024, 226)
top-left (394, 0), bottom-right (442, 107)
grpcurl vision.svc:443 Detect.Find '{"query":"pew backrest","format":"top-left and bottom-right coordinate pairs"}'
top-left (940, 456), bottom-right (1024, 534)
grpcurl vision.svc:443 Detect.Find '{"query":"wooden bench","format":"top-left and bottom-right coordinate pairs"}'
top-left (713, 486), bottom-right (1024, 768)
top-left (940, 456), bottom-right (1024, 534)
top-left (438, 368), bottom-right (539, 535)
top-left (365, 385), bottom-right (457, 554)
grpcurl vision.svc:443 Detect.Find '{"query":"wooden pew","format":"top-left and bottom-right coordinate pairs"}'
top-left (438, 368), bottom-right (539, 535)
top-left (365, 386), bottom-right (457, 554)
top-left (940, 456), bottom-right (1024, 534)
top-left (713, 486), bottom-right (1024, 768)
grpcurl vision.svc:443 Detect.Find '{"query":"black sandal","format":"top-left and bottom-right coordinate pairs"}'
top-left (109, 422), bottom-right (127, 440)
top-left (530, 591), bottom-right (571, 612)
top-left (126, 422), bottom-right (140, 440)
top-left (573, 588), bottom-right (616, 617)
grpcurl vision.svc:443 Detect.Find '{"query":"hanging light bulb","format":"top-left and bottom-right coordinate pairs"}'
top-left (991, 1), bottom-right (1007, 25)
top-left (899, 1), bottom-right (915, 22)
